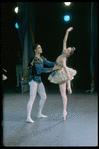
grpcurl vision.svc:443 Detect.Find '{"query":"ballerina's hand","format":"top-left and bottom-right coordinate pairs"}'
top-left (67, 27), bottom-right (73, 32)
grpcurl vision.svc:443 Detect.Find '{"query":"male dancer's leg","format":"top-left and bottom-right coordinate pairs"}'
top-left (26, 80), bottom-right (38, 123)
top-left (37, 82), bottom-right (47, 118)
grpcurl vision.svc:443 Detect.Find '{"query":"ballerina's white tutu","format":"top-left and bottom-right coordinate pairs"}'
top-left (48, 66), bottom-right (77, 84)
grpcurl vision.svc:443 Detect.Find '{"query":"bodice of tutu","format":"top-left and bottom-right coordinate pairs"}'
top-left (55, 60), bottom-right (63, 67)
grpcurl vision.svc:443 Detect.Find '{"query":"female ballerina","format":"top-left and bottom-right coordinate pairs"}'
top-left (48, 27), bottom-right (77, 120)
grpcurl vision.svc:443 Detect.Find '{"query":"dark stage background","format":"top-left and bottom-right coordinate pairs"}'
top-left (1, 2), bottom-right (98, 91)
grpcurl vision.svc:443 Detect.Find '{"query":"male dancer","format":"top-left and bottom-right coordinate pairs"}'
top-left (26, 43), bottom-right (60, 123)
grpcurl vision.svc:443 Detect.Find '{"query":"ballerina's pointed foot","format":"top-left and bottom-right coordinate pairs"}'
top-left (26, 118), bottom-right (34, 123)
top-left (37, 113), bottom-right (47, 118)
top-left (63, 111), bottom-right (67, 120)
top-left (68, 87), bottom-right (72, 94)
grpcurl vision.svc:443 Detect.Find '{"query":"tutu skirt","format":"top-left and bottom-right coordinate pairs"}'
top-left (48, 67), bottom-right (77, 84)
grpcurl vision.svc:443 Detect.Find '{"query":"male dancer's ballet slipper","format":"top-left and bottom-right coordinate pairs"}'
top-left (37, 114), bottom-right (47, 118)
top-left (26, 118), bottom-right (34, 123)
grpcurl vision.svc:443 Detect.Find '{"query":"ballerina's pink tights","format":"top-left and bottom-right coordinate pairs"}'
top-left (59, 81), bottom-right (70, 115)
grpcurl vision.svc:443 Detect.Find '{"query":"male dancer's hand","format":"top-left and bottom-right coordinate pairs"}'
top-left (53, 64), bottom-right (61, 71)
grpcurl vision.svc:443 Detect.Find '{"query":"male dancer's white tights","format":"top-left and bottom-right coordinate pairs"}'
top-left (26, 80), bottom-right (47, 123)
top-left (59, 82), bottom-right (68, 120)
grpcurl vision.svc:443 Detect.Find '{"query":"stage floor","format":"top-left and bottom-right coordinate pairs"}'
top-left (2, 85), bottom-right (98, 147)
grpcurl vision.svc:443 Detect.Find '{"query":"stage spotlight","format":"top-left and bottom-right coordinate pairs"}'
top-left (15, 23), bottom-right (19, 29)
top-left (14, 7), bottom-right (19, 13)
top-left (64, 15), bottom-right (70, 22)
top-left (64, 2), bottom-right (71, 6)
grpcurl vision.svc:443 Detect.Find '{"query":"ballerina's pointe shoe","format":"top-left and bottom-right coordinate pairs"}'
top-left (26, 118), bottom-right (34, 123)
top-left (67, 87), bottom-right (72, 94)
top-left (63, 111), bottom-right (67, 120)
top-left (37, 114), bottom-right (47, 118)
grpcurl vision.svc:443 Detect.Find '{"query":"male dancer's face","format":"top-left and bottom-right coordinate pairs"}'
top-left (35, 45), bottom-right (43, 54)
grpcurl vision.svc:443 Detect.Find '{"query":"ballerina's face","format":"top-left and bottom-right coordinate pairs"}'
top-left (64, 47), bottom-right (73, 57)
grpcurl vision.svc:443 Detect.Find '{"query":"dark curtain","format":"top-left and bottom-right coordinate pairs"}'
top-left (17, 2), bottom-right (35, 62)
top-left (17, 2), bottom-right (35, 77)
top-left (90, 2), bottom-right (98, 91)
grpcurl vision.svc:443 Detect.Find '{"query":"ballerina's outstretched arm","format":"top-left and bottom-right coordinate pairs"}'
top-left (62, 27), bottom-right (73, 52)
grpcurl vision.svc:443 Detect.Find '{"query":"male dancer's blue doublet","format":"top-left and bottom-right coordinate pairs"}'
top-left (28, 56), bottom-right (55, 83)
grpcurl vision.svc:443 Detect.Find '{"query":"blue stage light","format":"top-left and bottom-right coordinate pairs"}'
top-left (64, 15), bottom-right (70, 22)
top-left (15, 23), bottom-right (19, 29)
